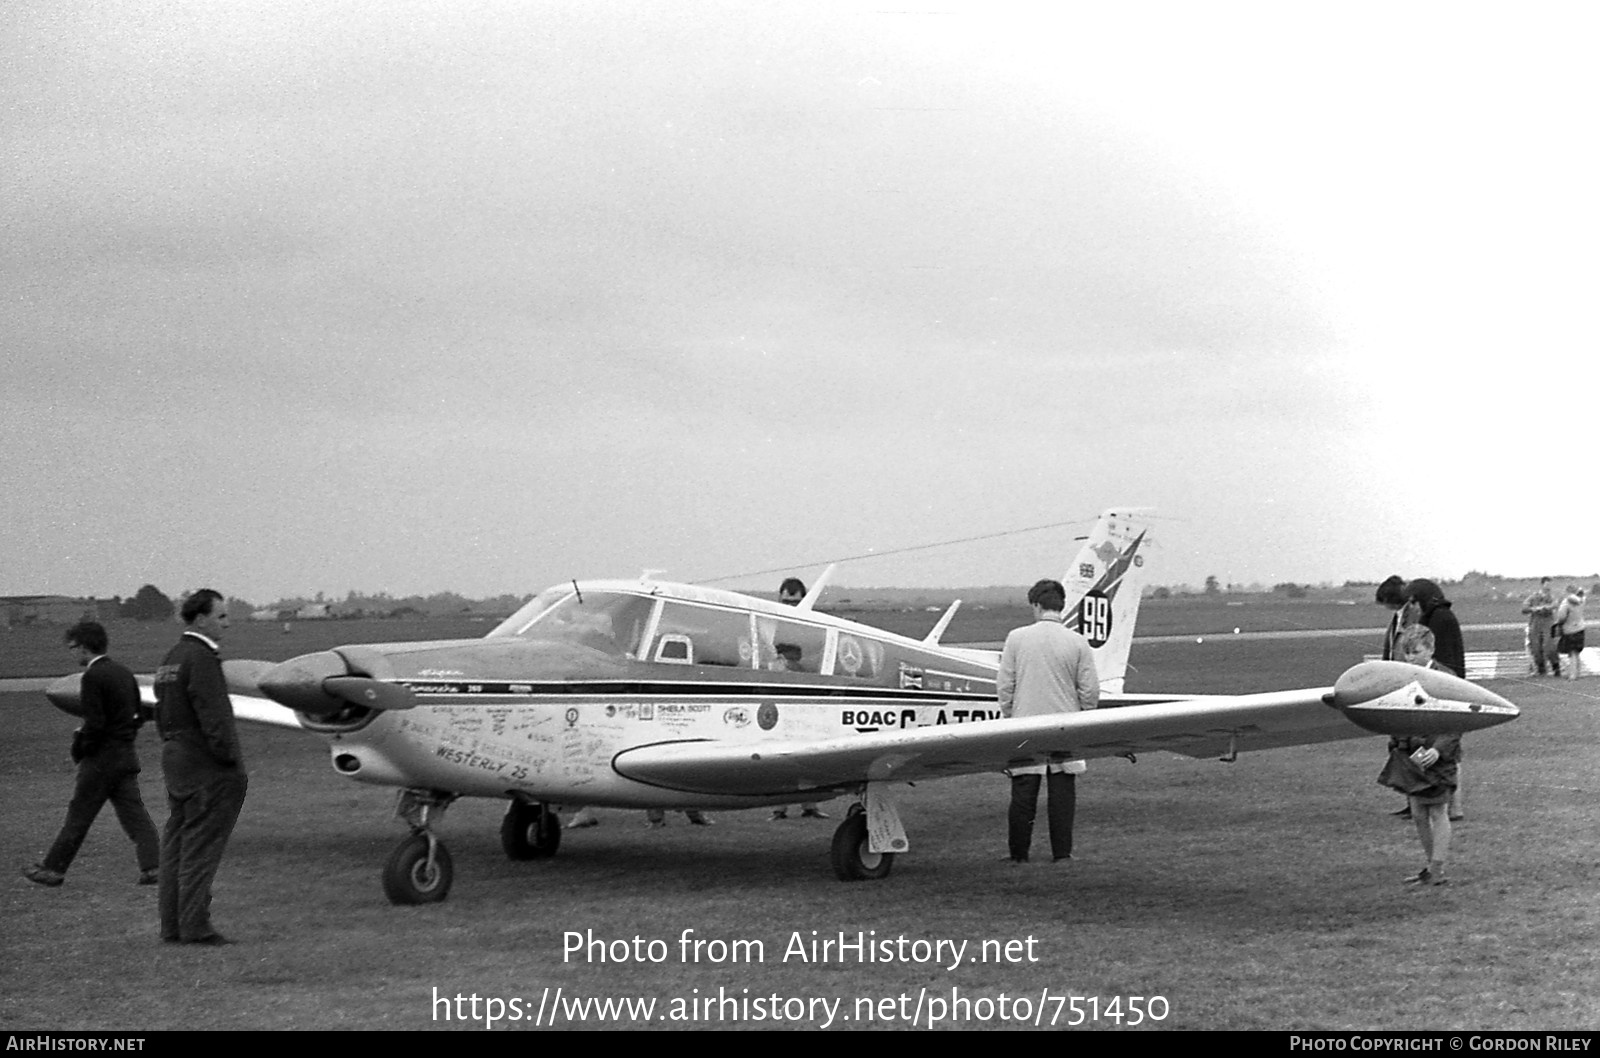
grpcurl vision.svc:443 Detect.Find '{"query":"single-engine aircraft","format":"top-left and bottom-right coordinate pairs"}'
top-left (47, 509), bottom-right (1520, 904)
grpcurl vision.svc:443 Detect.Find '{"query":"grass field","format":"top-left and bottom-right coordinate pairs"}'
top-left (5, 622), bottom-right (1597, 1032)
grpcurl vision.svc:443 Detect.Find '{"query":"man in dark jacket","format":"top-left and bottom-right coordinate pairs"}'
top-left (23, 621), bottom-right (160, 887)
top-left (155, 589), bottom-right (247, 945)
top-left (1375, 575), bottom-right (1407, 660)
top-left (1374, 575), bottom-right (1412, 818)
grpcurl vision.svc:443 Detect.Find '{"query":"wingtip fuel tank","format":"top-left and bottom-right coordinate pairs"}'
top-left (1328, 660), bottom-right (1520, 736)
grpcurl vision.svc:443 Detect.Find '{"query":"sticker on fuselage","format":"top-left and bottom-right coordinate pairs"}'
top-left (842, 706), bottom-right (1003, 732)
top-left (837, 636), bottom-right (865, 675)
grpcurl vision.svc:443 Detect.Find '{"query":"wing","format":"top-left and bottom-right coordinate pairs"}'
top-left (613, 687), bottom-right (1340, 795)
top-left (612, 662), bottom-right (1519, 796)
top-left (46, 667), bottom-right (308, 731)
top-left (135, 674), bottom-right (309, 731)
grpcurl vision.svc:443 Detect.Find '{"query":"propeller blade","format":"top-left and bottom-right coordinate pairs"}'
top-left (223, 659), bottom-right (276, 699)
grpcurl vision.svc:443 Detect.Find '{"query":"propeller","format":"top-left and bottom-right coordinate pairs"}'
top-left (322, 676), bottom-right (416, 711)
top-left (258, 650), bottom-right (415, 715)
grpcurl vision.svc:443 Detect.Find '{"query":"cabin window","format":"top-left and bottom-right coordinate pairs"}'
top-left (650, 601), bottom-right (756, 668)
top-left (832, 632), bottom-right (885, 680)
top-left (755, 616), bottom-right (828, 674)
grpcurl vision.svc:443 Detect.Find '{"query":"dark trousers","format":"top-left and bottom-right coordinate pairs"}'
top-left (1009, 771), bottom-right (1076, 861)
top-left (1529, 621), bottom-right (1560, 674)
top-left (159, 765), bottom-right (248, 942)
top-left (42, 744), bottom-right (159, 875)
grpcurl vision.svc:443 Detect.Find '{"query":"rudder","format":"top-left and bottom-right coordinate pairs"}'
top-left (1060, 508), bottom-right (1152, 694)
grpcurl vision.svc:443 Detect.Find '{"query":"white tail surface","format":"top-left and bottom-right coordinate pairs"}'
top-left (1060, 508), bottom-right (1153, 694)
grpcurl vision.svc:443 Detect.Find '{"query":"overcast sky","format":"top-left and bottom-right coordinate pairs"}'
top-left (4, 1), bottom-right (1596, 603)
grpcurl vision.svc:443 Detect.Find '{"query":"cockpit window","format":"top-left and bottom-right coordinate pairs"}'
top-left (486, 590), bottom-right (654, 658)
top-left (650, 601), bottom-right (756, 668)
top-left (487, 587), bottom-right (573, 637)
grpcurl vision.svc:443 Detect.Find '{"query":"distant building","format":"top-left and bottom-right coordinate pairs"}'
top-left (296, 603), bottom-right (334, 620)
top-left (1, 595), bottom-right (98, 626)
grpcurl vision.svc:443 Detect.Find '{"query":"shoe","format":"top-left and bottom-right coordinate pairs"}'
top-left (1430, 877), bottom-right (1450, 887)
top-left (22, 864), bottom-right (64, 887)
top-left (770, 810), bottom-right (789, 820)
top-left (1448, 814), bottom-right (1464, 822)
top-left (800, 808), bottom-right (829, 819)
top-left (688, 815), bottom-right (714, 826)
top-left (1053, 855), bottom-right (1072, 862)
top-left (188, 933), bottom-right (233, 946)
top-left (1004, 856), bottom-right (1027, 864)
top-left (645, 820), bottom-right (666, 829)
top-left (1403, 869), bottom-right (1432, 886)
top-left (1391, 807), bottom-right (1413, 819)
top-left (138, 868), bottom-right (160, 885)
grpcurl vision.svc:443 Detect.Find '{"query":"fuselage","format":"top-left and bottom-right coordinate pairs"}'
top-left (285, 580), bottom-right (1041, 807)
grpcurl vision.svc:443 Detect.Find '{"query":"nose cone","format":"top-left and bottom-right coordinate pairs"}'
top-left (1331, 660), bottom-right (1520, 736)
top-left (259, 650), bottom-right (350, 716)
top-left (45, 673), bottom-right (86, 718)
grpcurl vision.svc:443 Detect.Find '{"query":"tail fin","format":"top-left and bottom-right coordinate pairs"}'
top-left (1060, 508), bottom-right (1152, 694)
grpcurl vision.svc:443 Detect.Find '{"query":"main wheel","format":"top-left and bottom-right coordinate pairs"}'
top-left (830, 811), bottom-right (894, 881)
top-left (501, 800), bottom-right (561, 860)
top-left (383, 834), bottom-right (454, 904)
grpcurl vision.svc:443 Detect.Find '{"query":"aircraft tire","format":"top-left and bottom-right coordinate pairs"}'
top-left (500, 800), bottom-right (562, 860)
top-left (383, 834), bottom-right (454, 904)
top-left (829, 812), bottom-right (893, 881)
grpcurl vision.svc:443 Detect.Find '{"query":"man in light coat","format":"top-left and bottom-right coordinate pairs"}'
top-left (998, 579), bottom-right (1099, 863)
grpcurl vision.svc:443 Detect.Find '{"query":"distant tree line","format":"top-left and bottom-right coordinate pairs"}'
top-left (120, 584), bottom-right (175, 621)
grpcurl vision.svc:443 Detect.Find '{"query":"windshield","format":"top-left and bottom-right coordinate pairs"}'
top-left (486, 588), bottom-right (655, 658)
top-left (486, 586), bottom-right (574, 638)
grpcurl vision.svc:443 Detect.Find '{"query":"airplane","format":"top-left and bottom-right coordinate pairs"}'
top-left (46, 509), bottom-right (1521, 904)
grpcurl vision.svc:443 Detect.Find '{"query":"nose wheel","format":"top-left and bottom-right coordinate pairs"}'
top-left (383, 833), bottom-right (454, 904)
top-left (383, 788), bottom-right (459, 904)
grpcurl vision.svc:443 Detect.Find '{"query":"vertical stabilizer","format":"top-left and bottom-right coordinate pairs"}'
top-left (1060, 508), bottom-right (1153, 694)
